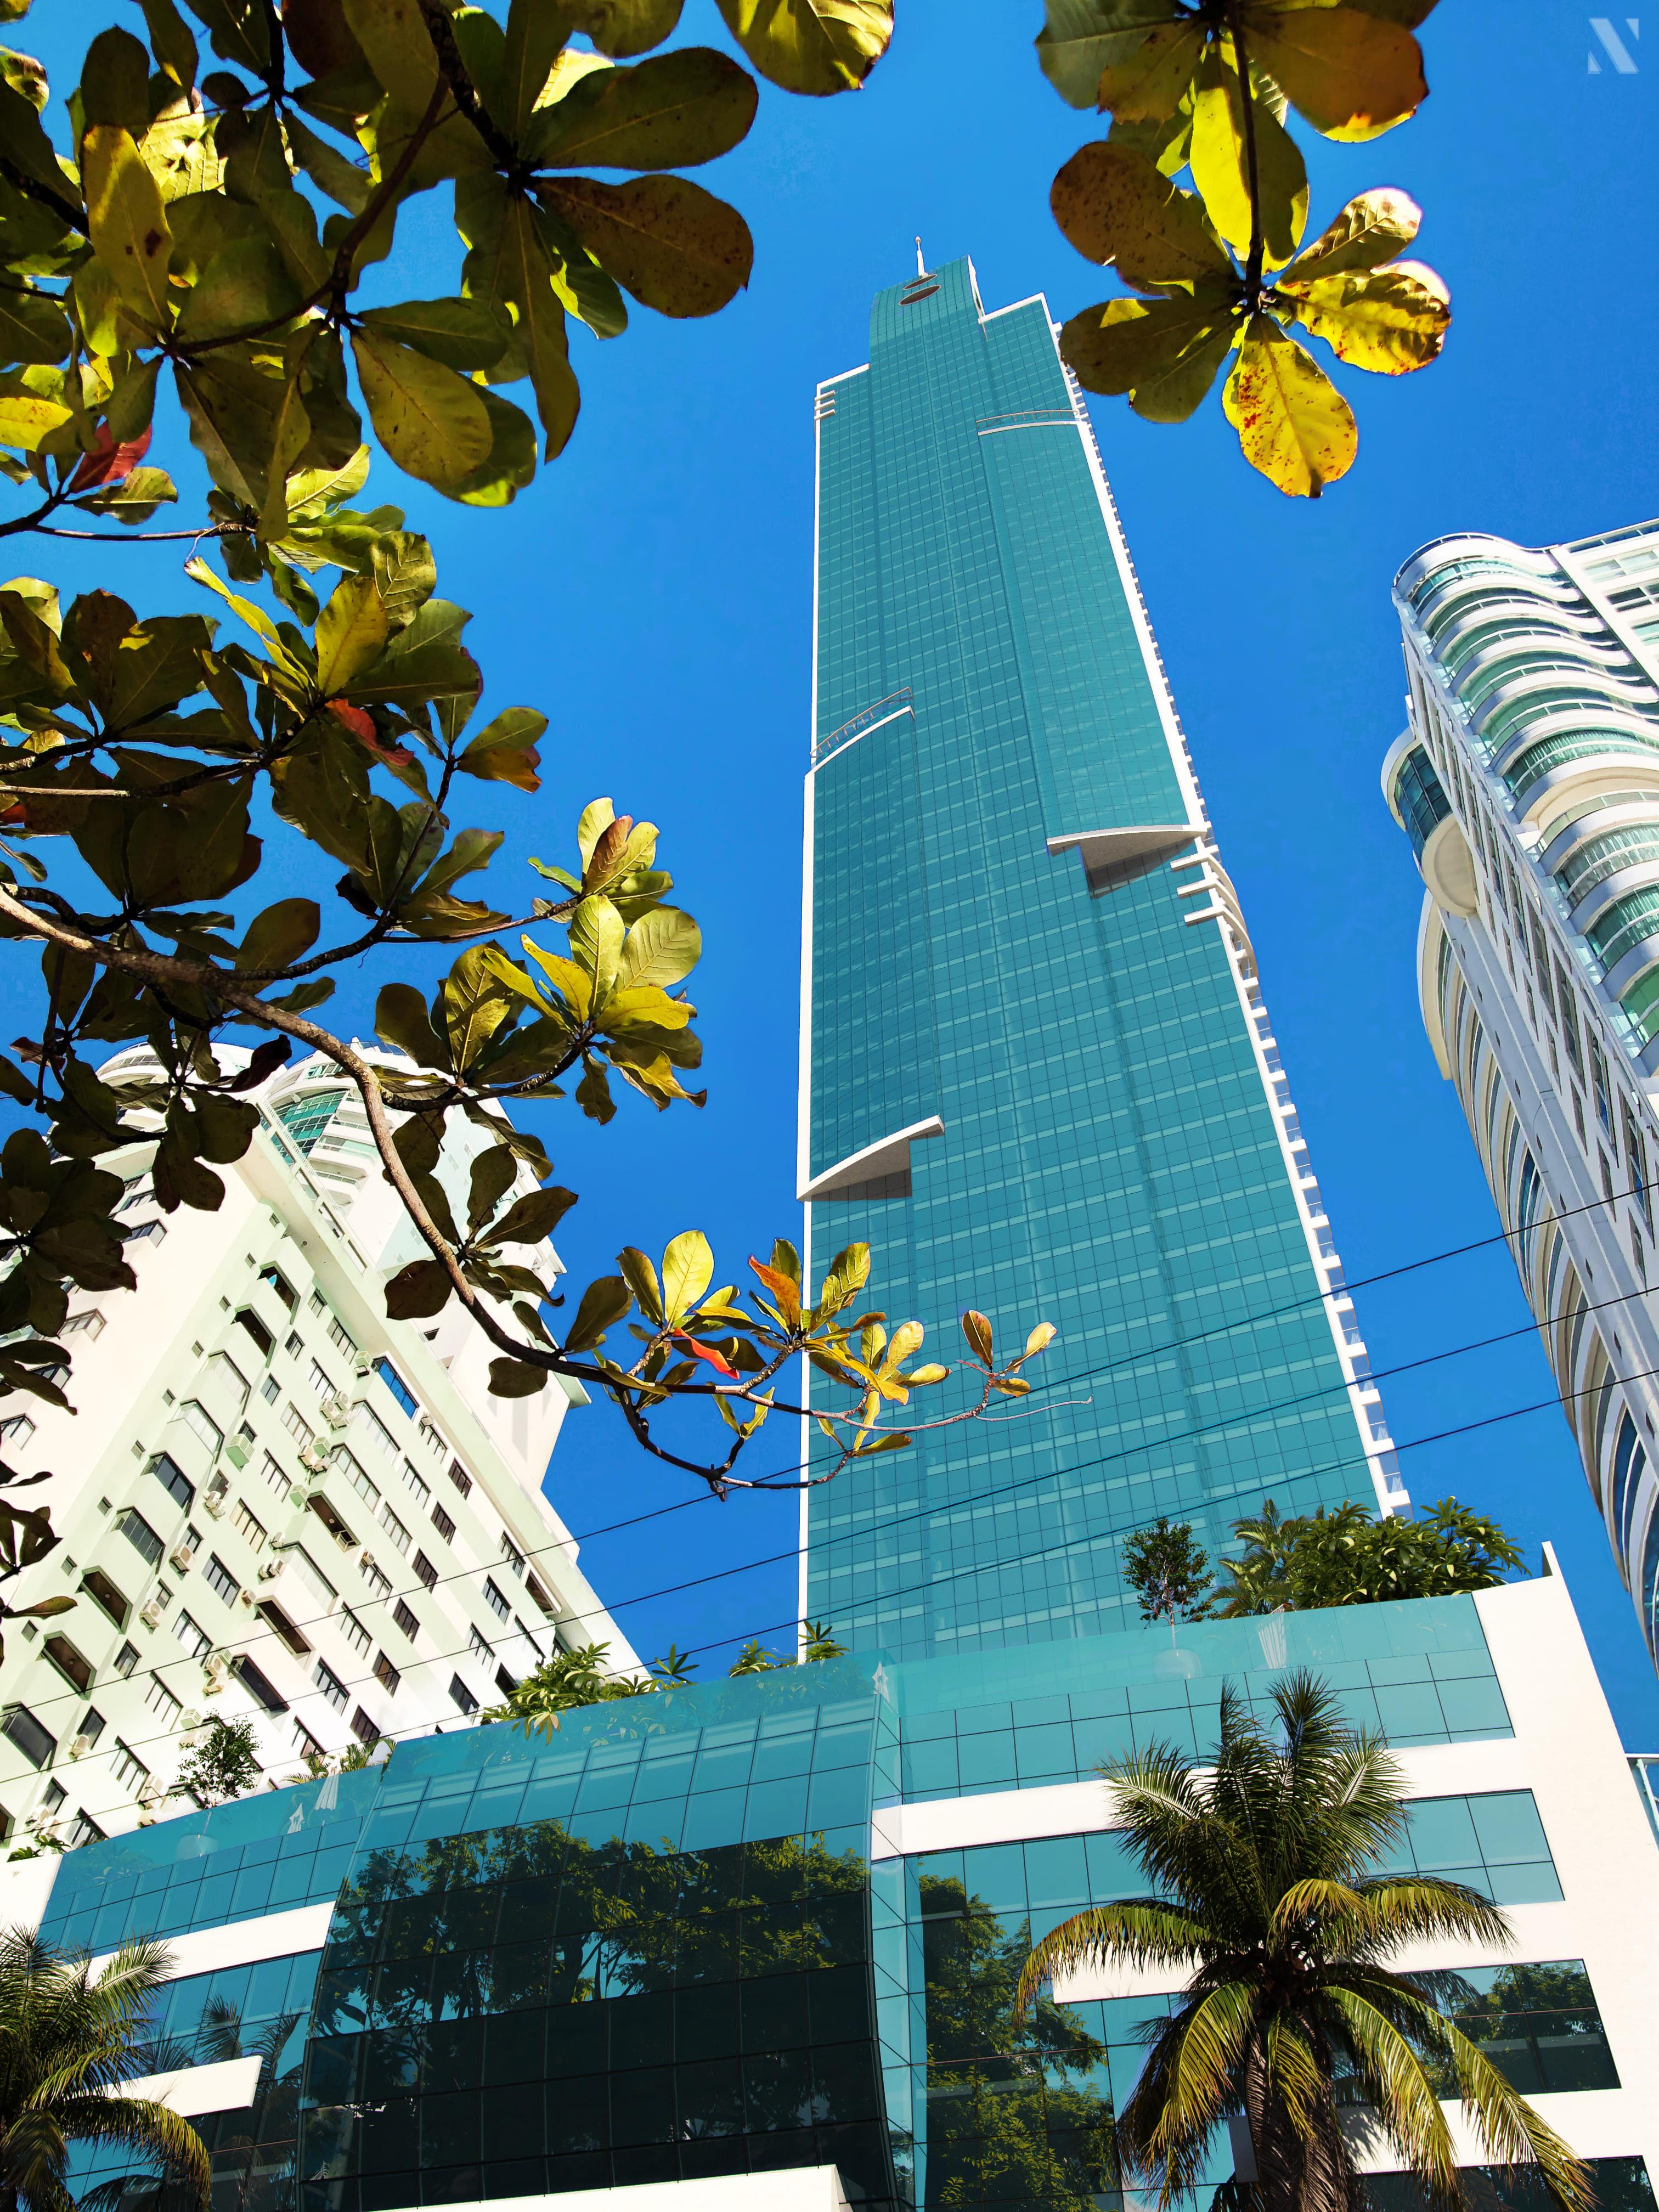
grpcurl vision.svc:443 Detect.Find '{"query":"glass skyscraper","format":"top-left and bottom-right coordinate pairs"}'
top-left (802, 258), bottom-right (1396, 1658)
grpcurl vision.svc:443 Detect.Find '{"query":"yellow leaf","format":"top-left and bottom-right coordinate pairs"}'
top-left (1243, 3), bottom-right (1427, 141)
top-left (1282, 185), bottom-right (1420, 279)
top-left (1274, 259), bottom-right (1448, 374)
top-left (82, 123), bottom-right (173, 328)
top-left (1050, 141), bottom-right (1234, 291)
top-left (312, 571), bottom-right (390, 696)
top-left (0, 379), bottom-right (71, 452)
top-left (1024, 1322), bottom-right (1057, 1359)
top-left (961, 1309), bottom-right (993, 1366)
top-left (905, 1363), bottom-right (950, 1385)
top-left (661, 1229), bottom-right (713, 1323)
top-left (1097, 22), bottom-right (1204, 121)
top-left (884, 1319), bottom-right (924, 1370)
top-left (1188, 44), bottom-right (1306, 266)
top-left (1222, 313), bottom-right (1356, 497)
top-left (349, 326), bottom-right (492, 492)
top-left (1060, 295), bottom-right (1238, 423)
top-left (713, 0), bottom-right (891, 95)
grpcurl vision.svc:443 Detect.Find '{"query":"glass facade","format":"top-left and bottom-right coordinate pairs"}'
top-left (804, 259), bottom-right (1378, 1659)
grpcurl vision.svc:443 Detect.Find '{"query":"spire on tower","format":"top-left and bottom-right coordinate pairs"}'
top-left (915, 236), bottom-right (925, 278)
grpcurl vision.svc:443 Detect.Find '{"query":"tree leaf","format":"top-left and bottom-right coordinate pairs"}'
top-left (452, 386), bottom-right (544, 501)
top-left (562, 0), bottom-right (686, 57)
top-left (489, 1356), bottom-right (550, 1397)
top-left (961, 1309), bottom-right (993, 1366)
top-left (661, 1228), bottom-right (713, 1323)
top-left (568, 892), bottom-right (624, 1004)
top-left (1280, 185), bottom-right (1420, 279)
top-left (1060, 294), bottom-right (1238, 421)
top-left (1049, 141), bottom-right (1234, 291)
top-left (1273, 259), bottom-right (1449, 375)
top-left (1096, 21), bottom-right (1203, 120)
top-left (357, 296), bottom-right (512, 370)
top-left (313, 570), bottom-right (390, 693)
top-left (713, 0), bottom-right (891, 94)
top-left (529, 46), bottom-right (758, 170)
top-left (385, 1257), bottom-right (453, 1318)
top-left (0, 373), bottom-right (71, 453)
top-left (375, 979), bottom-right (450, 1069)
top-left (563, 1272), bottom-right (631, 1352)
top-left (235, 896), bottom-right (320, 973)
top-left (498, 196), bottom-right (584, 454)
top-left (458, 704), bottom-right (545, 789)
top-left (1245, 4), bottom-right (1427, 142)
top-left (370, 530), bottom-right (437, 631)
top-left (442, 945), bottom-right (517, 1070)
top-left (1222, 313), bottom-right (1356, 497)
top-left (349, 326), bottom-right (493, 492)
top-left (1034, 0), bottom-right (1182, 108)
top-left (467, 1142), bottom-right (518, 1233)
top-left (0, 285), bottom-right (68, 364)
top-left (483, 1184), bottom-right (578, 1246)
top-left (81, 124), bottom-right (173, 328)
top-left (537, 176), bottom-right (752, 318)
top-left (1188, 43), bottom-right (1305, 267)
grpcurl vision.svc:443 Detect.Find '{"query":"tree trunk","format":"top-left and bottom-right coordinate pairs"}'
top-left (1242, 2033), bottom-right (1360, 2212)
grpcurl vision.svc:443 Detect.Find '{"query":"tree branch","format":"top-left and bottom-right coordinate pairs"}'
top-left (412, 0), bottom-right (526, 175)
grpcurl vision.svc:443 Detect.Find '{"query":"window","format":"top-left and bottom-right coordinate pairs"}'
top-left (234, 1307), bottom-right (274, 1358)
top-left (416, 1417), bottom-right (444, 1459)
top-left (261, 1452), bottom-right (289, 1498)
top-left (467, 1626), bottom-right (493, 1663)
top-left (354, 1404), bottom-right (397, 1464)
top-left (337, 1606), bottom-right (370, 1657)
top-left (112, 1641), bottom-right (138, 1678)
top-left (482, 1577), bottom-right (509, 1622)
top-left (42, 1636), bottom-right (93, 1694)
top-left (112, 1742), bottom-right (148, 1792)
top-left (360, 1557), bottom-right (391, 1602)
top-left (259, 1599), bottom-right (312, 1656)
top-left (259, 1375), bottom-right (280, 1405)
top-left (448, 1459), bottom-right (472, 1499)
top-left (1589, 1036), bottom-right (1615, 1135)
top-left (513, 1616), bottom-right (544, 1658)
top-left (117, 1509), bottom-right (163, 1568)
top-left (431, 1504), bottom-right (455, 1545)
top-left (260, 1265), bottom-right (297, 1310)
top-left (373, 1357), bottom-right (417, 1419)
top-left (292, 1719), bottom-right (323, 1762)
top-left (413, 1552), bottom-right (437, 1592)
top-left (1623, 1099), bottom-right (1654, 1232)
top-left (2, 1706), bottom-right (54, 1768)
top-left (402, 1463), bottom-right (431, 1510)
top-left (1635, 1223), bottom-right (1647, 1285)
top-left (1573, 1090), bottom-right (1588, 1146)
top-left (349, 1707), bottom-right (380, 1748)
top-left (82, 1570), bottom-right (129, 1627)
top-left (77, 1707), bottom-right (105, 1747)
top-left (282, 1404), bottom-right (314, 1449)
top-left (526, 1574), bottom-right (556, 1620)
top-left (500, 1533), bottom-right (526, 1579)
top-left (393, 1598), bottom-right (419, 1640)
top-left (126, 1219), bottom-right (166, 1245)
top-left (0, 1415), bottom-right (33, 1447)
top-left (449, 1675), bottom-right (478, 1716)
top-left (202, 1554), bottom-right (239, 1606)
top-left (309, 1288), bottom-right (326, 1316)
top-left (306, 1493), bottom-right (355, 1548)
top-left (63, 1309), bottom-right (104, 1340)
top-left (65, 1809), bottom-right (106, 1849)
top-left (178, 1401), bottom-right (223, 1457)
top-left (314, 1659), bottom-right (347, 1712)
top-left (308, 1359), bottom-right (336, 1403)
top-left (145, 1677), bottom-right (182, 1728)
top-left (172, 1611), bottom-right (212, 1662)
top-left (206, 1351), bottom-right (250, 1404)
top-left (377, 1504), bottom-right (410, 1556)
top-left (232, 1502), bottom-right (266, 1553)
top-left (149, 1454), bottom-right (195, 1512)
top-left (1601, 1150), bottom-right (1617, 1208)
top-left (327, 1316), bottom-right (357, 1358)
top-left (373, 1651), bottom-right (400, 1694)
top-left (234, 1654), bottom-right (289, 1716)
top-left (335, 1448), bottom-right (381, 1511)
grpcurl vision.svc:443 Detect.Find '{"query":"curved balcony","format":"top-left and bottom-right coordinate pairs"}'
top-left (1482, 685), bottom-right (1659, 760)
top-left (1555, 825), bottom-right (1659, 915)
top-left (1539, 787), bottom-right (1659, 864)
top-left (1395, 532), bottom-right (1564, 612)
top-left (1437, 613), bottom-right (1622, 677)
top-left (1381, 737), bottom-right (1477, 916)
top-left (1499, 720), bottom-right (1659, 810)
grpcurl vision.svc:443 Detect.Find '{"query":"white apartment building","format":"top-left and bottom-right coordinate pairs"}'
top-left (1384, 520), bottom-right (1659, 1674)
top-left (0, 1044), bottom-right (634, 1847)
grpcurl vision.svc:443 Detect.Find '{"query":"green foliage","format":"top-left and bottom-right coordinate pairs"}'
top-left (1208, 1496), bottom-right (1527, 1617)
top-left (172, 1712), bottom-right (262, 1804)
top-left (1037, 0), bottom-right (1448, 494)
top-left (0, 1929), bottom-right (212, 2212)
top-left (490, 1618), bottom-right (848, 1734)
top-left (1120, 1513), bottom-right (1210, 1624)
top-left (1018, 1674), bottom-right (1590, 2212)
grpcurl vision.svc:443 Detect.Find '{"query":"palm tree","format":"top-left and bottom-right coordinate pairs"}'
top-left (1015, 1674), bottom-right (1590, 2212)
top-left (0, 1928), bottom-right (210, 2212)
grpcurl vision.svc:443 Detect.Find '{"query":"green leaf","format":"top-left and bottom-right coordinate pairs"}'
top-left (1049, 141), bottom-right (1234, 291)
top-left (1034, 0), bottom-right (1181, 109)
top-left (0, 284), bottom-right (67, 365)
top-left (452, 386), bottom-right (543, 503)
top-left (616, 904), bottom-right (699, 990)
top-left (235, 896), bottom-right (320, 973)
top-left (1222, 312), bottom-right (1356, 498)
top-left (0, 371), bottom-right (70, 453)
top-left (563, 1272), bottom-right (631, 1352)
top-left (489, 1355), bottom-right (551, 1397)
top-left (183, 0), bottom-right (270, 72)
top-left (284, 111), bottom-right (371, 213)
top-left (370, 531), bottom-right (437, 631)
top-left (1248, 3), bottom-right (1428, 142)
top-left (467, 1143), bottom-right (518, 1232)
top-left (499, 0), bottom-right (574, 144)
top-left (81, 125), bottom-right (173, 328)
top-left (442, 944), bottom-right (517, 1071)
top-left (140, 0), bottom-right (201, 93)
top-left (713, 0), bottom-right (891, 94)
top-left (458, 704), bottom-right (545, 789)
top-left (482, 1185), bottom-right (578, 1246)
top-left (561, 0), bottom-right (684, 57)
top-left (537, 176), bottom-right (752, 318)
top-left (529, 46), bottom-right (758, 170)
top-left (1096, 20), bottom-right (1203, 120)
top-left (81, 28), bottom-right (151, 136)
top-left (568, 893), bottom-right (624, 1005)
top-left (661, 1228), bottom-right (713, 1324)
top-left (385, 1257), bottom-right (453, 1318)
top-left (375, 980), bottom-right (450, 1069)
top-left (349, 326), bottom-right (493, 493)
top-left (313, 570), bottom-right (390, 692)
top-left (173, 232), bottom-right (304, 343)
top-left (618, 1243), bottom-right (664, 1321)
top-left (358, 296), bottom-right (512, 371)
top-left (70, 465), bottom-right (177, 524)
top-left (961, 1309), bottom-right (994, 1365)
top-left (1060, 294), bottom-right (1238, 421)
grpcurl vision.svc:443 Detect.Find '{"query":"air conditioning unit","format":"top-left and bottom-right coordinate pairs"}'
top-left (138, 1598), bottom-right (165, 1629)
top-left (202, 1493), bottom-right (227, 1519)
top-left (68, 1735), bottom-right (92, 1761)
top-left (138, 1778), bottom-right (165, 1809)
top-left (320, 1393), bottom-right (351, 1430)
top-left (202, 1654), bottom-right (228, 1695)
top-left (167, 1546), bottom-right (194, 1575)
top-left (298, 1446), bottom-right (329, 1474)
top-left (224, 1441), bottom-right (250, 1468)
top-left (257, 1559), bottom-right (284, 1583)
top-left (179, 1712), bottom-right (202, 1735)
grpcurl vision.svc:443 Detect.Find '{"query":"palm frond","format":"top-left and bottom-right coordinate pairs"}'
top-left (1014, 1900), bottom-right (1215, 2018)
top-left (1118, 1998), bottom-right (1242, 2211)
top-left (1435, 2015), bottom-right (1595, 2212)
top-left (1346, 1875), bottom-right (1513, 1954)
top-left (1323, 1984), bottom-right (1461, 2212)
top-left (49, 2094), bottom-right (209, 2211)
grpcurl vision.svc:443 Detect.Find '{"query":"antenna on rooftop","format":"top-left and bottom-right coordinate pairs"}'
top-left (915, 236), bottom-right (926, 278)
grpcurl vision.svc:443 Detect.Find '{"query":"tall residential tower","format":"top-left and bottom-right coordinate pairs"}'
top-left (1384, 520), bottom-right (1659, 1673)
top-left (802, 259), bottom-right (1398, 1657)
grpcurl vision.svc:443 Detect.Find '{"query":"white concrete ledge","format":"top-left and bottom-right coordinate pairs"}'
top-left (367, 2169), bottom-right (851, 2212)
top-left (799, 1118), bottom-right (943, 1202)
top-left (91, 1900), bottom-right (334, 1982)
top-left (119, 2055), bottom-right (263, 2117)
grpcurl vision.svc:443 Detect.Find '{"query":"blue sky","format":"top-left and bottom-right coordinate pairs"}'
top-left (22, 2), bottom-right (1659, 1742)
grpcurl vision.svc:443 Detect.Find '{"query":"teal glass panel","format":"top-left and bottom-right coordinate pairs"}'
top-left (805, 261), bottom-right (1382, 1657)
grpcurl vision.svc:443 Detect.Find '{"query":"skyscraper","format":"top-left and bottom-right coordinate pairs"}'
top-left (0, 1043), bottom-right (631, 1844)
top-left (802, 258), bottom-right (1396, 1657)
top-left (1383, 519), bottom-right (1659, 1670)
